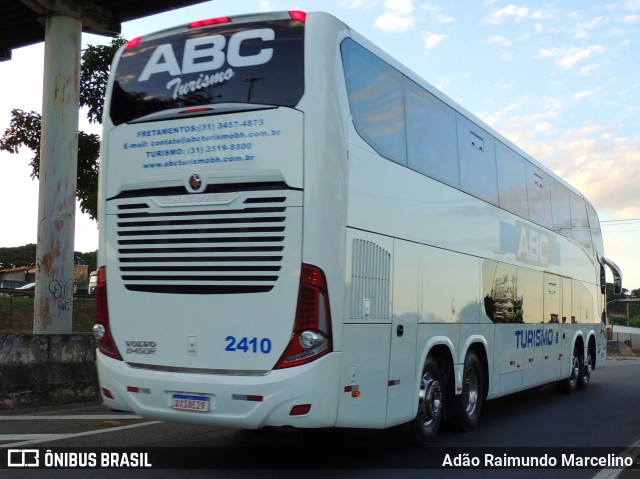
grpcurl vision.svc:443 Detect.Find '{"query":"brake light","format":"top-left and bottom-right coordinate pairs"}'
top-left (181, 107), bottom-right (214, 114)
top-left (275, 264), bottom-right (332, 369)
top-left (189, 17), bottom-right (231, 28)
top-left (289, 11), bottom-right (307, 22)
top-left (125, 36), bottom-right (142, 50)
top-left (93, 267), bottom-right (122, 361)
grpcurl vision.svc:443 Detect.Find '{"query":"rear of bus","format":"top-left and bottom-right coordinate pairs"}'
top-left (94, 11), bottom-right (346, 428)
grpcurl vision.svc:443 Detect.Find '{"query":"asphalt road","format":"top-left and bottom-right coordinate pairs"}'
top-left (1, 356), bottom-right (639, 479)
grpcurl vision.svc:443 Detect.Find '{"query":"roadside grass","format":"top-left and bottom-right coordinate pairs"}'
top-left (0, 295), bottom-right (95, 333)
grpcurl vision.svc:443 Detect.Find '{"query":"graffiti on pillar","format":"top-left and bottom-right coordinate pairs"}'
top-left (49, 278), bottom-right (74, 312)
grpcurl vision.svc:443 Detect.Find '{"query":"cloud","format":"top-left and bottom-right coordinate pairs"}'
top-left (553, 127), bottom-right (640, 217)
top-left (572, 16), bottom-right (606, 39)
top-left (538, 45), bottom-right (605, 71)
top-left (486, 35), bottom-right (512, 47)
top-left (624, 0), bottom-right (640, 12)
top-left (420, 3), bottom-right (455, 24)
top-left (375, 0), bottom-right (415, 32)
top-left (572, 89), bottom-right (597, 100)
top-left (482, 101), bottom-right (561, 142)
top-left (339, 0), bottom-right (382, 8)
top-left (492, 114), bottom-right (640, 218)
top-left (423, 31), bottom-right (446, 50)
top-left (259, 0), bottom-right (272, 11)
top-left (485, 5), bottom-right (529, 24)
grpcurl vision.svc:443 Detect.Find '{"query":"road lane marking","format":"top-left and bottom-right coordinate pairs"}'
top-left (591, 437), bottom-right (640, 479)
top-left (0, 420), bottom-right (163, 448)
top-left (0, 435), bottom-right (67, 440)
top-left (0, 415), bottom-right (142, 421)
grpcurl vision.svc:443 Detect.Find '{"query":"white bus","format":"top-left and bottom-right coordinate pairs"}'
top-left (94, 10), bottom-right (623, 444)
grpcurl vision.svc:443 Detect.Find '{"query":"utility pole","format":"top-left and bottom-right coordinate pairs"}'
top-left (33, 12), bottom-right (82, 334)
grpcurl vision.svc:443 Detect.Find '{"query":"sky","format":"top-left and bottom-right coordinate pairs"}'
top-left (0, 0), bottom-right (638, 290)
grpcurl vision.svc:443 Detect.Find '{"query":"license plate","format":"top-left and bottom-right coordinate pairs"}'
top-left (171, 394), bottom-right (209, 412)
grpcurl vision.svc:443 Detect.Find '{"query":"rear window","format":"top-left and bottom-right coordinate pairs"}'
top-left (110, 19), bottom-right (305, 125)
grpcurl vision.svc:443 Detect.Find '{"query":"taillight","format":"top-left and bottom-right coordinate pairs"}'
top-left (189, 17), bottom-right (231, 28)
top-left (289, 11), bottom-right (307, 22)
top-left (93, 267), bottom-right (122, 360)
top-left (125, 36), bottom-right (142, 50)
top-left (275, 264), bottom-right (332, 369)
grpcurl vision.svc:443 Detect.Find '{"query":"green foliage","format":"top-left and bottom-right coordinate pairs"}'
top-left (76, 132), bottom-right (101, 218)
top-left (0, 244), bottom-right (36, 270)
top-left (0, 111), bottom-right (101, 219)
top-left (630, 317), bottom-right (640, 328)
top-left (80, 37), bottom-right (127, 124)
top-left (0, 296), bottom-right (95, 333)
top-left (75, 250), bottom-right (97, 273)
top-left (0, 36), bottom-right (126, 221)
top-left (0, 109), bottom-right (41, 178)
top-left (0, 244), bottom-right (96, 272)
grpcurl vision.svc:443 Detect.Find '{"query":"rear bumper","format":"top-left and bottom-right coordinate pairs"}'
top-left (96, 351), bottom-right (341, 429)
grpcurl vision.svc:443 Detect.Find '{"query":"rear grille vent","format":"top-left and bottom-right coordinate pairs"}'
top-left (115, 195), bottom-right (289, 294)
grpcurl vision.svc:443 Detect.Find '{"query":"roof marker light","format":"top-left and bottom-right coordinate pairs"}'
top-left (181, 107), bottom-right (214, 114)
top-left (189, 17), bottom-right (231, 28)
top-left (125, 36), bottom-right (142, 50)
top-left (289, 10), bottom-right (307, 22)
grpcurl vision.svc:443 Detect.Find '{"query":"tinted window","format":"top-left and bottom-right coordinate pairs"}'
top-left (110, 20), bottom-right (305, 125)
top-left (570, 192), bottom-right (592, 249)
top-left (518, 267), bottom-right (543, 324)
top-left (526, 163), bottom-right (552, 229)
top-left (457, 114), bottom-right (498, 205)
top-left (483, 260), bottom-right (521, 323)
top-left (405, 78), bottom-right (459, 187)
top-left (586, 202), bottom-right (603, 256)
top-left (342, 39), bottom-right (407, 165)
top-left (550, 179), bottom-right (571, 236)
top-left (496, 142), bottom-right (528, 218)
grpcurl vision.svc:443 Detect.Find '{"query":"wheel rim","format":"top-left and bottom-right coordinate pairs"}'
top-left (463, 366), bottom-right (479, 416)
top-left (583, 353), bottom-right (592, 382)
top-left (418, 372), bottom-right (442, 427)
top-left (570, 354), bottom-right (579, 385)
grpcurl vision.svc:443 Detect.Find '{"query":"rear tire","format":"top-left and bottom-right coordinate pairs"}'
top-left (410, 355), bottom-right (445, 445)
top-left (577, 348), bottom-right (592, 390)
top-left (556, 344), bottom-right (579, 394)
top-left (450, 350), bottom-right (484, 432)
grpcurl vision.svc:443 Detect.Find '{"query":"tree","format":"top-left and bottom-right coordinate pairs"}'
top-left (0, 36), bottom-right (126, 220)
top-left (0, 244), bottom-right (37, 270)
top-left (0, 244), bottom-right (96, 272)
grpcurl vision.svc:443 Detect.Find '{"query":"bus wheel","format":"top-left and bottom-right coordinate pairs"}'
top-left (556, 345), bottom-right (579, 394)
top-left (411, 355), bottom-right (444, 445)
top-left (450, 350), bottom-right (484, 432)
top-left (577, 350), bottom-right (592, 390)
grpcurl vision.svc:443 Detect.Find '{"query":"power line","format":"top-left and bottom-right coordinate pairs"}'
top-left (601, 218), bottom-right (640, 224)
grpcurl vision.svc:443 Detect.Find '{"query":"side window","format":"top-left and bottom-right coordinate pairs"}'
top-left (550, 179), bottom-right (571, 237)
top-left (483, 260), bottom-right (521, 323)
top-left (457, 114), bottom-right (498, 205)
top-left (586, 202), bottom-right (604, 257)
top-left (341, 39), bottom-right (407, 165)
top-left (518, 267), bottom-right (544, 324)
top-left (570, 193), bottom-right (592, 250)
top-left (405, 77), bottom-right (460, 188)
top-left (496, 142), bottom-right (528, 219)
top-left (525, 162), bottom-right (552, 229)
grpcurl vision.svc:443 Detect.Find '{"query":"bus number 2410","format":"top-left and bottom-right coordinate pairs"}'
top-left (225, 336), bottom-right (272, 354)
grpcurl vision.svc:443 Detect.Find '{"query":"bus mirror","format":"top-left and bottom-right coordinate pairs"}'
top-left (602, 256), bottom-right (623, 295)
top-left (613, 275), bottom-right (622, 295)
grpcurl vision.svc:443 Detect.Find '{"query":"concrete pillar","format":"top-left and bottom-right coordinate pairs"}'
top-left (33, 14), bottom-right (82, 334)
